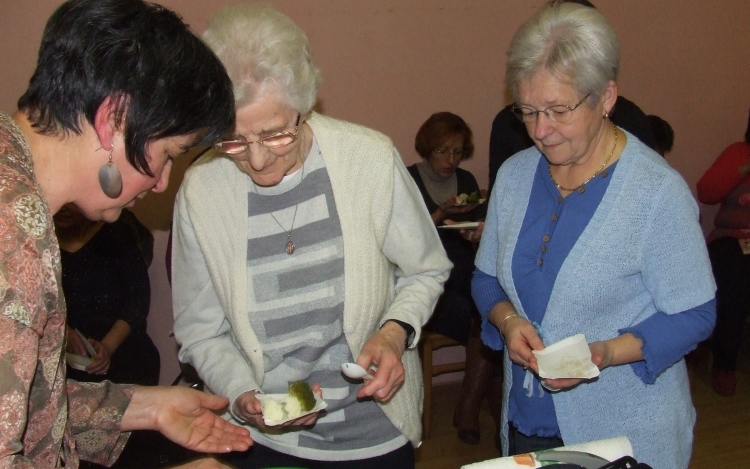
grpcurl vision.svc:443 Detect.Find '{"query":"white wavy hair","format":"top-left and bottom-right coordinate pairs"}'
top-left (506, 2), bottom-right (619, 106)
top-left (202, 3), bottom-right (322, 113)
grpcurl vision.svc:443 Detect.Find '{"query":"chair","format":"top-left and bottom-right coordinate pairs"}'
top-left (419, 331), bottom-right (466, 440)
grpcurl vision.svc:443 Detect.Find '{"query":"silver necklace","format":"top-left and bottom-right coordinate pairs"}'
top-left (254, 130), bottom-right (307, 255)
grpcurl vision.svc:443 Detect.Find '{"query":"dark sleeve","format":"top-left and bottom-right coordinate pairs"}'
top-left (489, 104), bottom-right (534, 196)
top-left (610, 95), bottom-right (656, 151)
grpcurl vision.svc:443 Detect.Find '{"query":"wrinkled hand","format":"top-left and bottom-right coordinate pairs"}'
top-left (85, 339), bottom-right (113, 375)
top-left (233, 387), bottom-right (323, 430)
top-left (125, 386), bottom-right (253, 454)
top-left (355, 324), bottom-right (406, 402)
top-left (173, 457), bottom-right (236, 469)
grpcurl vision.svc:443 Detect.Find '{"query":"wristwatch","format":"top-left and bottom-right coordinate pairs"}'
top-left (382, 319), bottom-right (416, 348)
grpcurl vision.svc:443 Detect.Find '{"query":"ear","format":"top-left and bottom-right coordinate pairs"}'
top-left (93, 95), bottom-right (120, 151)
top-left (602, 80), bottom-right (618, 116)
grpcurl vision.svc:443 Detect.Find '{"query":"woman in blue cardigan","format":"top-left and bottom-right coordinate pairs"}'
top-left (469, 3), bottom-right (716, 468)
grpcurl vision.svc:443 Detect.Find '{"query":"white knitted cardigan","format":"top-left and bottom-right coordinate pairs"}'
top-left (172, 112), bottom-right (450, 446)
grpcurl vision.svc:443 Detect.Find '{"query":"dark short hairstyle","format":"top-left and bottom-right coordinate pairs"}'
top-left (414, 112), bottom-right (475, 161)
top-left (647, 114), bottom-right (674, 157)
top-left (17, 0), bottom-right (235, 177)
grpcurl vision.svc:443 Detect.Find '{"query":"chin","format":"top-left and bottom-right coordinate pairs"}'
top-left (251, 173), bottom-right (284, 187)
top-left (100, 207), bottom-right (124, 223)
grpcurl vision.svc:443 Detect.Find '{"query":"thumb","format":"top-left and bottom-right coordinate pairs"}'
top-left (197, 392), bottom-right (230, 410)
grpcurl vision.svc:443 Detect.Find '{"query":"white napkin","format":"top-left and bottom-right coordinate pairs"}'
top-left (461, 436), bottom-right (633, 469)
top-left (532, 333), bottom-right (600, 379)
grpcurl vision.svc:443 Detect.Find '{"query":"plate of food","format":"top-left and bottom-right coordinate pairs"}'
top-left (454, 191), bottom-right (487, 206)
top-left (438, 221), bottom-right (480, 230)
top-left (257, 381), bottom-right (327, 426)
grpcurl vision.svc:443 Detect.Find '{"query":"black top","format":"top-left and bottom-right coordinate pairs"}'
top-left (61, 211), bottom-right (151, 340)
top-left (488, 95), bottom-right (656, 194)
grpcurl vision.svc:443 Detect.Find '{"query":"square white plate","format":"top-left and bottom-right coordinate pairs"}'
top-left (256, 393), bottom-right (328, 426)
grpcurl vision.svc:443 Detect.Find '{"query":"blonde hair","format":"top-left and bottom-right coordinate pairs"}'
top-left (202, 3), bottom-right (322, 113)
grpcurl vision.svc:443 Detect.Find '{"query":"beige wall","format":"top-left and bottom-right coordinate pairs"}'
top-left (3, 0), bottom-right (749, 384)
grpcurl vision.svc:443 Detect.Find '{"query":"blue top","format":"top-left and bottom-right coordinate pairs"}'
top-left (472, 157), bottom-right (715, 438)
top-left (472, 132), bottom-right (716, 468)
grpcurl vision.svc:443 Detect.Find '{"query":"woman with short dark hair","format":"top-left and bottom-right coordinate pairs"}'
top-left (0, 1), bottom-right (251, 467)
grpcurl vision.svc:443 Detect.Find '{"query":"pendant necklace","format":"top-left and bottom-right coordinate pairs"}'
top-left (548, 121), bottom-right (618, 194)
top-left (254, 130), bottom-right (306, 255)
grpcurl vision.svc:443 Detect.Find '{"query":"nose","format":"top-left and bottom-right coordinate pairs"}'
top-left (532, 112), bottom-right (555, 141)
top-left (237, 143), bottom-right (272, 172)
top-left (448, 153), bottom-right (461, 166)
top-left (151, 158), bottom-right (173, 193)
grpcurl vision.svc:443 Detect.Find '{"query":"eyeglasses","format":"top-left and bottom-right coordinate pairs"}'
top-left (433, 147), bottom-right (465, 157)
top-left (215, 114), bottom-right (301, 155)
top-left (511, 93), bottom-right (591, 124)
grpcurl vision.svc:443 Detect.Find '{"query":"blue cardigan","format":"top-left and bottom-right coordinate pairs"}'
top-left (475, 133), bottom-right (716, 469)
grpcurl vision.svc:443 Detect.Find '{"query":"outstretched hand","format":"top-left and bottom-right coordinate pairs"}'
top-left (122, 386), bottom-right (253, 454)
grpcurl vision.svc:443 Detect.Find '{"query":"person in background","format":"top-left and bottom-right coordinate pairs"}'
top-left (696, 106), bottom-right (750, 396)
top-left (470, 4), bottom-right (715, 467)
top-left (0, 0), bottom-right (252, 467)
top-left (487, 0), bottom-right (655, 194)
top-left (56, 205), bottom-right (159, 386)
top-left (406, 112), bottom-right (501, 446)
top-left (647, 114), bottom-right (674, 157)
top-left (171, 4), bottom-right (451, 469)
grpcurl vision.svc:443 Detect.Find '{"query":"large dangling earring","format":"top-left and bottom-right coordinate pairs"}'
top-left (98, 145), bottom-right (123, 198)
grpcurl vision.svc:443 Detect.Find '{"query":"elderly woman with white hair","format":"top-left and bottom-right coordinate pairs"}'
top-left (170, 3), bottom-right (451, 468)
top-left (470, 3), bottom-right (715, 467)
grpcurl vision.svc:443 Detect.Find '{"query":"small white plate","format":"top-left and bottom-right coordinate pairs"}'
top-left (256, 393), bottom-right (327, 426)
top-left (438, 222), bottom-right (480, 230)
top-left (532, 334), bottom-right (600, 379)
top-left (66, 353), bottom-right (92, 371)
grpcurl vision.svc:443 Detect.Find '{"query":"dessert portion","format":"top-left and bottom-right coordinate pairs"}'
top-left (259, 380), bottom-right (324, 424)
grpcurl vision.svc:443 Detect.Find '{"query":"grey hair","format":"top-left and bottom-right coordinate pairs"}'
top-left (506, 3), bottom-right (619, 105)
top-left (201, 3), bottom-right (321, 114)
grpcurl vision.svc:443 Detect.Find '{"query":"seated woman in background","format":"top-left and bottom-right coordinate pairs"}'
top-left (55, 203), bottom-right (160, 385)
top-left (407, 112), bottom-right (500, 447)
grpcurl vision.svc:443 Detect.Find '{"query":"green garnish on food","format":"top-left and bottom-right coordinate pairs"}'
top-left (288, 380), bottom-right (316, 412)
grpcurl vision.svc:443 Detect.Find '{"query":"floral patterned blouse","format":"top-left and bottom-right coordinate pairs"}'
top-left (0, 112), bottom-right (134, 468)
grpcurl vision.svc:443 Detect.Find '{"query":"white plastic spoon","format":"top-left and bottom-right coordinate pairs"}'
top-left (341, 363), bottom-right (375, 380)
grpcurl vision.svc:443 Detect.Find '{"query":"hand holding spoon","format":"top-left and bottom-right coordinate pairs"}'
top-left (341, 363), bottom-right (376, 380)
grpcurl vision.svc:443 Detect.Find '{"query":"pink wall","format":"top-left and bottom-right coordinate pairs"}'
top-left (3, 0), bottom-right (749, 384)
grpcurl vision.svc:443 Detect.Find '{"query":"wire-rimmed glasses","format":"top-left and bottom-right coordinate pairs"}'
top-left (215, 114), bottom-right (301, 155)
top-left (433, 147), bottom-right (465, 157)
top-left (511, 93), bottom-right (591, 124)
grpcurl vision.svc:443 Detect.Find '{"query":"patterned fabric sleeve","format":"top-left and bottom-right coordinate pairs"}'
top-left (66, 380), bottom-right (134, 466)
